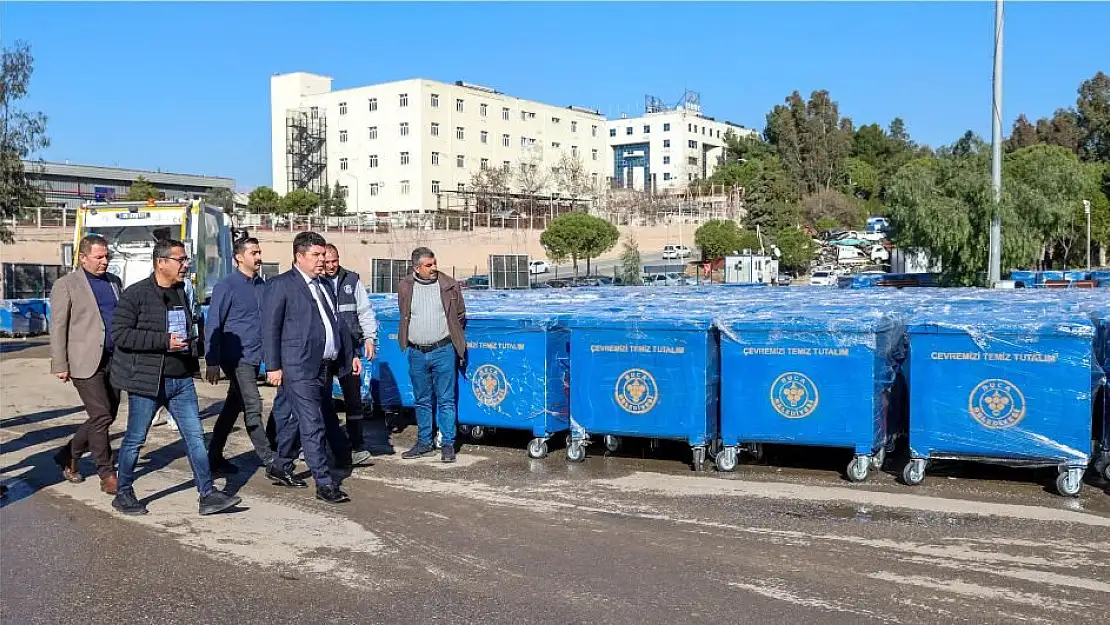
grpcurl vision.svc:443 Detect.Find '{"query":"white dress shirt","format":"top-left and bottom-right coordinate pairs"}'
top-left (296, 267), bottom-right (338, 360)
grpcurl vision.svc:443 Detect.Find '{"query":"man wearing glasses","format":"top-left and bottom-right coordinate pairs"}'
top-left (110, 238), bottom-right (241, 516)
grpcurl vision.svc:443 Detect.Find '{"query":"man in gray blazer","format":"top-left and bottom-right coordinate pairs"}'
top-left (50, 234), bottom-right (123, 494)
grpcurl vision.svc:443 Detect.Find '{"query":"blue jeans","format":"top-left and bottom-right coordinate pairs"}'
top-left (408, 344), bottom-right (458, 448)
top-left (117, 376), bottom-right (213, 497)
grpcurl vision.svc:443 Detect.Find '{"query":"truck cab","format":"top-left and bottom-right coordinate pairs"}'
top-left (74, 199), bottom-right (234, 303)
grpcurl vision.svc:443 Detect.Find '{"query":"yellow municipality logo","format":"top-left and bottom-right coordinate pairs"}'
top-left (770, 372), bottom-right (819, 419)
top-left (472, 364), bottom-right (509, 408)
top-left (615, 368), bottom-right (658, 414)
top-left (969, 378), bottom-right (1026, 429)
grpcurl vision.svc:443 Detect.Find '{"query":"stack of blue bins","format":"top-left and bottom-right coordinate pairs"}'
top-left (714, 306), bottom-right (905, 481)
top-left (564, 302), bottom-right (720, 469)
top-left (457, 307), bottom-right (570, 458)
top-left (902, 300), bottom-right (1103, 496)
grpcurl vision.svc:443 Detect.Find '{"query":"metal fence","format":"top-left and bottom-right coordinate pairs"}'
top-left (2, 262), bottom-right (71, 299)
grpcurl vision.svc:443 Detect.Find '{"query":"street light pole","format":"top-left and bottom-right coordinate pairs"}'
top-left (1084, 199), bottom-right (1092, 271)
top-left (988, 0), bottom-right (1004, 285)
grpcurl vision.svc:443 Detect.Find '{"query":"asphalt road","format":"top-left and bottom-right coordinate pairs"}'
top-left (2, 340), bottom-right (1109, 624)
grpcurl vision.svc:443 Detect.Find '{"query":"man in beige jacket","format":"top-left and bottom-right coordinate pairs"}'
top-left (50, 234), bottom-right (123, 494)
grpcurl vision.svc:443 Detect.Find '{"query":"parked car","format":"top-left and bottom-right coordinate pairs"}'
top-left (644, 273), bottom-right (688, 286)
top-left (776, 272), bottom-right (794, 286)
top-left (529, 260), bottom-right (550, 275)
top-left (463, 275), bottom-right (490, 289)
top-left (809, 270), bottom-right (836, 287)
top-left (661, 244), bottom-right (692, 260)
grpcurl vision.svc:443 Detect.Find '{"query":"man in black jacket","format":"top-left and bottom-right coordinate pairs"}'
top-left (110, 238), bottom-right (241, 516)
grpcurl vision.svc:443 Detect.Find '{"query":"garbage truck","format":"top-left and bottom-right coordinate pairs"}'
top-left (72, 199), bottom-right (234, 303)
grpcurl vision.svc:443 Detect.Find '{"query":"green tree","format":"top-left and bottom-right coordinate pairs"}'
top-left (206, 187), bottom-right (235, 214)
top-left (1006, 145), bottom-right (1088, 267)
top-left (1035, 109), bottom-right (1084, 155)
top-left (247, 186), bottom-right (281, 214)
top-left (281, 188), bottom-right (320, 216)
top-left (1005, 114), bottom-right (1040, 152)
top-left (800, 189), bottom-right (864, 229)
top-left (694, 219), bottom-right (759, 260)
top-left (618, 235), bottom-right (643, 286)
top-left (840, 157), bottom-right (879, 201)
top-left (1, 41), bottom-right (49, 244)
top-left (1077, 71), bottom-right (1110, 162)
top-left (772, 227), bottom-right (817, 273)
top-left (1081, 162), bottom-right (1110, 262)
top-left (319, 181), bottom-right (346, 216)
top-left (539, 212), bottom-right (619, 277)
top-left (764, 90), bottom-right (853, 196)
top-left (124, 175), bottom-right (160, 201)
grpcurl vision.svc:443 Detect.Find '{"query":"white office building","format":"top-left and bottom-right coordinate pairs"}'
top-left (271, 72), bottom-right (609, 214)
top-left (606, 93), bottom-right (757, 194)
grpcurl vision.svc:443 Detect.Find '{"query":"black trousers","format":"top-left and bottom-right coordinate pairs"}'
top-left (67, 351), bottom-right (121, 478)
top-left (208, 362), bottom-right (273, 465)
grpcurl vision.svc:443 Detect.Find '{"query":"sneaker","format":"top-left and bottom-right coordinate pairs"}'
top-left (199, 490), bottom-right (242, 516)
top-left (349, 450), bottom-right (374, 467)
top-left (112, 490), bottom-right (148, 516)
top-left (401, 443), bottom-right (435, 459)
top-left (441, 445), bottom-right (457, 463)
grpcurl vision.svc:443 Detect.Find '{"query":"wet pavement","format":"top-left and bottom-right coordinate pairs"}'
top-left (3, 341), bottom-right (1109, 624)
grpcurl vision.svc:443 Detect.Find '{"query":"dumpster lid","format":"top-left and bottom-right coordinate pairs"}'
top-left (908, 310), bottom-right (1095, 338)
top-left (714, 308), bottom-right (898, 333)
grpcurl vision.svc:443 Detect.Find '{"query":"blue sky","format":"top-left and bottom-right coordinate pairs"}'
top-left (3, 1), bottom-right (1108, 191)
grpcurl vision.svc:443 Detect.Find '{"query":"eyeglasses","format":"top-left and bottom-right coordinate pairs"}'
top-left (162, 256), bottom-right (191, 265)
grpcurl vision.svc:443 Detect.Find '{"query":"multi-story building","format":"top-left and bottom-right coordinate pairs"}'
top-left (605, 93), bottom-right (757, 194)
top-left (271, 72), bottom-right (609, 214)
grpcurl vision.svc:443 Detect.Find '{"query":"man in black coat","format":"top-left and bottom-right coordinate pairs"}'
top-left (110, 238), bottom-right (241, 516)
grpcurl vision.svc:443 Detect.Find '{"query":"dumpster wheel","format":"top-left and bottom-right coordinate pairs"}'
top-left (847, 456), bottom-right (870, 483)
top-left (469, 426), bottom-right (488, 441)
top-left (902, 459), bottom-right (926, 486)
top-left (566, 441), bottom-right (587, 463)
top-left (527, 438), bottom-right (548, 460)
top-left (1095, 456), bottom-right (1110, 482)
top-left (715, 447), bottom-right (739, 473)
top-left (1055, 468), bottom-right (1082, 497)
top-left (603, 435), bottom-right (622, 454)
top-left (692, 446), bottom-right (707, 472)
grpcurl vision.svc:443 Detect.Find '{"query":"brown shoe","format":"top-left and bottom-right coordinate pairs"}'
top-left (54, 450), bottom-right (84, 484)
top-left (100, 474), bottom-right (118, 495)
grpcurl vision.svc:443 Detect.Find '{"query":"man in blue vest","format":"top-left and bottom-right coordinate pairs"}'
top-left (322, 244), bottom-right (392, 455)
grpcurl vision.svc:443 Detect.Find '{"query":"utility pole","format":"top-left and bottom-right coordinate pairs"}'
top-left (1084, 199), bottom-right (1092, 271)
top-left (988, 0), bottom-right (1004, 285)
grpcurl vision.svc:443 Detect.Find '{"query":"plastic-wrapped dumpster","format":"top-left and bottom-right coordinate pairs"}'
top-left (371, 307), bottom-right (415, 412)
top-left (0, 299), bottom-right (46, 336)
top-left (565, 311), bottom-right (719, 469)
top-left (714, 308), bottom-right (904, 480)
top-left (457, 312), bottom-right (570, 458)
top-left (903, 309), bottom-right (1102, 496)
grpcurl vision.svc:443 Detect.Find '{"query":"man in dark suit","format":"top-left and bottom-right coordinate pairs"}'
top-left (262, 231), bottom-right (361, 504)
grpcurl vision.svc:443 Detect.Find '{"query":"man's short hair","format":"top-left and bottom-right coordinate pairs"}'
top-left (324, 243), bottom-right (339, 255)
top-left (234, 237), bottom-right (260, 257)
top-left (153, 238), bottom-right (185, 262)
top-left (411, 247), bottom-right (435, 267)
top-left (152, 227), bottom-right (172, 242)
top-left (79, 234), bottom-right (109, 256)
top-left (293, 231), bottom-right (327, 257)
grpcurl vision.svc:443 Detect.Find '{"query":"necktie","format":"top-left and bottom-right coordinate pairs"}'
top-left (313, 280), bottom-right (340, 332)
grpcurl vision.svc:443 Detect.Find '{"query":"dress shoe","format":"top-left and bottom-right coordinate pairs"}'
top-left (441, 445), bottom-right (457, 463)
top-left (401, 443), bottom-right (435, 459)
top-left (199, 490), bottom-right (242, 516)
top-left (100, 474), bottom-right (118, 495)
top-left (266, 465), bottom-right (308, 488)
top-left (112, 490), bottom-right (148, 516)
top-left (208, 457), bottom-right (240, 475)
top-left (316, 485), bottom-right (351, 504)
top-left (54, 448), bottom-right (83, 484)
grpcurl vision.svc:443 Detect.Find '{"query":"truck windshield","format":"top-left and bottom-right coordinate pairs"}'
top-left (83, 225), bottom-right (166, 246)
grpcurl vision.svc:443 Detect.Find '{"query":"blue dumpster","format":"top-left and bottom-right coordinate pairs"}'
top-left (565, 312), bottom-right (719, 469)
top-left (457, 312), bottom-right (570, 458)
top-left (902, 309), bottom-right (1100, 496)
top-left (714, 309), bottom-right (904, 480)
top-left (371, 308), bottom-right (414, 412)
top-left (1009, 270), bottom-right (1037, 288)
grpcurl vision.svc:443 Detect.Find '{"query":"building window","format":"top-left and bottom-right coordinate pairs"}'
top-left (502, 107), bottom-right (510, 120)
top-left (337, 130), bottom-right (347, 143)
top-left (571, 145), bottom-right (578, 158)
top-left (502, 134), bottom-right (510, 147)
top-left (370, 183), bottom-right (380, 196)
top-left (456, 98), bottom-right (464, 112)
top-left (431, 152), bottom-right (440, 166)
top-left (310, 106), bottom-right (318, 119)
top-left (431, 180), bottom-right (440, 194)
top-left (626, 127), bottom-right (633, 135)
top-left (552, 117), bottom-right (560, 124)
top-left (664, 173), bottom-right (672, 181)
top-left (664, 123), bottom-right (671, 131)
top-left (689, 173), bottom-right (694, 181)
top-left (338, 102), bottom-right (347, 115)
top-left (368, 126), bottom-right (378, 140)
top-left (663, 139), bottom-right (670, 148)
top-left (591, 149), bottom-right (598, 161)
top-left (456, 126), bottom-right (465, 140)
top-left (338, 185), bottom-right (349, 198)
top-left (368, 154), bottom-right (378, 168)
top-left (480, 103), bottom-right (488, 117)
top-left (458, 182), bottom-right (465, 193)
top-left (400, 151), bottom-right (410, 165)
top-left (688, 123), bottom-right (692, 132)
top-left (688, 140), bottom-right (697, 149)
top-left (400, 122), bottom-right (409, 136)
top-left (644, 125), bottom-right (650, 134)
top-left (502, 161), bottom-right (511, 173)
top-left (663, 156), bottom-right (670, 165)
top-left (591, 124), bottom-right (598, 137)
top-left (552, 141), bottom-right (561, 149)
top-left (481, 158), bottom-right (489, 169)
top-left (339, 157), bottom-right (348, 171)
top-left (399, 93), bottom-right (408, 107)
top-left (368, 98), bottom-right (378, 112)
top-left (456, 154), bottom-right (465, 168)
top-left (609, 128), bottom-right (616, 137)
top-left (431, 93), bottom-right (439, 107)
top-left (400, 180), bottom-right (410, 195)
top-left (688, 156), bottom-right (698, 165)
top-left (480, 130), bottom-right (488, 144)
top-left (571, 121), bottom-right (578, 132)
top-left (431, 122), bottom-right (440, 137)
